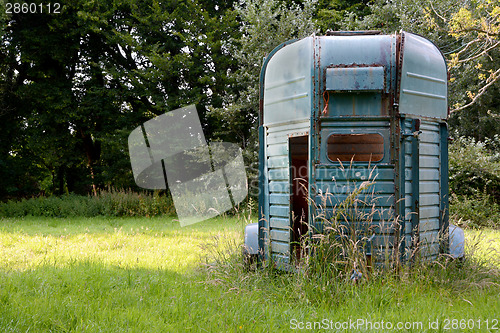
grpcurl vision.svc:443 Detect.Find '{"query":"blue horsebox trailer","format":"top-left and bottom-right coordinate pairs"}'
top-left (244, 31), bottom-right (459, 269)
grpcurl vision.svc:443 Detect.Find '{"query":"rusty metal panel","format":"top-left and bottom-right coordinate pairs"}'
top-left (325, 66), bottom-right (385, 91)
top-left (270, 217), bottom-right (289, 229)
top-left (270, 229), bottom-right (290, 242)
top-left (319, 124), bottom-right (391, 165)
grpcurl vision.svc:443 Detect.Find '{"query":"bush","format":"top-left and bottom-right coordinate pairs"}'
top-left (449, 135), bottom-right (500, 201)
top-left (450, 191), bottom-right (500, 229)
top-left (0, 190), bottom-right (175, 218)
top-left (449, 135), bottom-right (500, 228)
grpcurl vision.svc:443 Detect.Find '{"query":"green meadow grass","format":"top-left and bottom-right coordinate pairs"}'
top-left (0, 216), bottom-right (499, 332)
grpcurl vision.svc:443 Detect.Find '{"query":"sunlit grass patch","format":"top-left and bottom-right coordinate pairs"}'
top-left (464, 228), bottom-right (500, 266)
top-left (0, 216), bottom-right (243, 273)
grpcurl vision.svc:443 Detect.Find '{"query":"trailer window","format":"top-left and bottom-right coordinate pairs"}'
top-left (327, 133), bottom-right (384, 162)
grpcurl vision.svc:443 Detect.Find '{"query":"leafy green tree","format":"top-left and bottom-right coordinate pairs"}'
top-left (0, 0), bottom-right (241, 198)
top-left (0, 3), bottom-right (80, 196)
top-left (207, 0), bottom-right (317, 196)
top-left (314, 0), bottom-right (371, 32)
top-left (446, 1), bottom-right (500, 112)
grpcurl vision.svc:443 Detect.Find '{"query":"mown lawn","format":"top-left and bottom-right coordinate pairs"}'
top-left (0, 216), bottom-right (499, 332)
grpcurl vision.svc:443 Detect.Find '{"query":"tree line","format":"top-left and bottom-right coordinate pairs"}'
top-left (0, 0), bottom-right (498, 200)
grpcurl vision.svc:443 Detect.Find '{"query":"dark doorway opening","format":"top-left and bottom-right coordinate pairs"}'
top-left (289, 135), bottom-right (309, 260)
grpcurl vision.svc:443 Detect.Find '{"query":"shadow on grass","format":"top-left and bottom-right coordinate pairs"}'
top-left (0, 261), bottom-right (204, 332)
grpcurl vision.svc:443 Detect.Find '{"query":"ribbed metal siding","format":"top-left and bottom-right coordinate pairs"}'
top-left (403, 119), bottom-right (442, 259)
top-left (418, 121), bottom-right (441, 258)
top-left (266, 122), bottom-right (309, 266)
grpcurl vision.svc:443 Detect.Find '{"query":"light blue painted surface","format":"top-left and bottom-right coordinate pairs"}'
top-left (399, 33), bottom-right (448, 119)
top-left (418, 120), bottom-right (442, 259)
top-left (263, 37), bottom-right (313, 125)
top-left (258, 31), bottom-right (449, 268)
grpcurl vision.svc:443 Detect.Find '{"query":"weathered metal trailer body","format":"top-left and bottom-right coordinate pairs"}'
top-left (252, 31), bottom-right (450, 269)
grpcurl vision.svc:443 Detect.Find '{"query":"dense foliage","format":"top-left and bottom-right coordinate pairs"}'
top-left (449, 135), bottom-right (500, 227)
top-left (0, 189), bottom-right (175, 217)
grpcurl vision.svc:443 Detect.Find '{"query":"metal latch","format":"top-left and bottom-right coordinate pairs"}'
top-left (401, 129), bottom-right (421, 139)
top-left (401, 118), bottom-right (421, 140)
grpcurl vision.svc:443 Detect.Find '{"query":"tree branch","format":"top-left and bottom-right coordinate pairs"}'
top-left (452, 27), bottom-right (500, 37)
top-left (450, 67), bottom-right (500, 112)
top-left (458, 41), bottom-right (500, 63)
top-left (455, 37), bottom-right (481, 58)
top-left (429, 1), bottom-right (447, 23)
